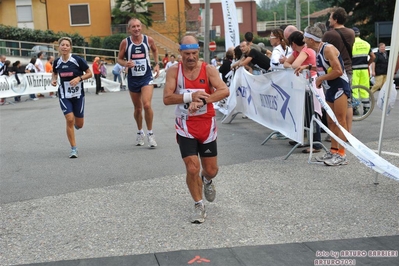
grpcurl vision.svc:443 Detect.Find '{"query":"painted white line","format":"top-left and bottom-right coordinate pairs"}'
top-left (371, 150), bottom-right (399, 157)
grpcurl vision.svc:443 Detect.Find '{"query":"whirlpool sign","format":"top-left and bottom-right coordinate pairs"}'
top-left (0, 73), bottom-right (56, 98)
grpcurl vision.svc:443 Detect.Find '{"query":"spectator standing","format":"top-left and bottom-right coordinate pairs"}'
top-left (25, 57), bottom-right (39, 101)
top-left (0, 55), bottom-right (6, 75)
top-left (165, 54), bottom-right (178, 72)
top-left (371, 42), bottom-right (389, 93)
top-left (100, 60), bottom-right (107, 93)
top-left (92, 57), bottom-right (102, 95)
top-left (117, 18), bottom-right (160, 148)
top-left (163, 34), bottom-right (229, 223)
top-left (211, 55), bottom-right (219, 67)
top-left (51, 37), bottom-right (93, 158)
top-left (0, 55), bottom-right (7, 104)
top-left (35, 52), bottom-right (45, 98)
top-left (351, 27), bottom-right (375, 115)
top-left (112, 62), bottom-right (124, 89)
top-left (218, 47), bottom-right (234, 85)
top-left (11, 61), bottom-right (23, 102)
top-left (45, 55), bottom-right (57, 98)
top-left (162, 53), bottom-right (169, 68)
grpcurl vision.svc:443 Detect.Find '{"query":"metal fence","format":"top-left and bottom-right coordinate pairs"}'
top-left (0, 39), bottom-right (120, 64)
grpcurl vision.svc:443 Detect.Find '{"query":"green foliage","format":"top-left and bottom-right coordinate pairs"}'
top-left (256, 0), bottom-right (332, 28)
top-left (329, 0), bottom-right (395, 46)
top-left (0, 24), bottom-right (85, 46)
top-left (112, 0), bottom-right (154, 27)
top-left (102, 33), bottom-right (128, 50)
top-left (89, 36), bottom-right (102, 48)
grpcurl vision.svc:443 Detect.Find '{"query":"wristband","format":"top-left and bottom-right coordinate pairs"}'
top-left (308, 64), bottom-right (312, 70)
top-left (200, 98), bottom-right (207, 106)
top-left (183, 92), bottom-right (192, 103)
top-left (79, 76), bottom-right (83, 81)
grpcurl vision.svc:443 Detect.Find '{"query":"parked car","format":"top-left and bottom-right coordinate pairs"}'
top-left (30, 45), bottom-right (58, 57)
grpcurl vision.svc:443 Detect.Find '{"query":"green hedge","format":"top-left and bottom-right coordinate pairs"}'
top-left (0, 24), bottom-right (85, 46)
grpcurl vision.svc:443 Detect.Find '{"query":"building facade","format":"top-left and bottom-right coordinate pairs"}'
top-left (0, 0), bottom-right (191, 42)
top-left (186, 0), bottom-right (258, 39)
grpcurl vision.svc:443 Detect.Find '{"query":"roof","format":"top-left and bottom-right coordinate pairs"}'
top-left (302, 7), bottom-right (335, 19)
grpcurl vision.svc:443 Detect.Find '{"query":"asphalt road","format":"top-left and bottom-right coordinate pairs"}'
top-left (1, 87), bottom-right (398, 265)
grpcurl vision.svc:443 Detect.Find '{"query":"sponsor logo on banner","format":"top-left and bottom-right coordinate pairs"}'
top-left (25, 74), bottom-right (52, 90)
top-left (10, 74), bottom-right (27, 94)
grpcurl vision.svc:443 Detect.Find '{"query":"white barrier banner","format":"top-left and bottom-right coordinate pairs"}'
top-left (309, 80), bottom-right (399, 180)
top-left (0, 74), bottom-right (120, 98)
top-left (222, 68), bottom-right (306, 143)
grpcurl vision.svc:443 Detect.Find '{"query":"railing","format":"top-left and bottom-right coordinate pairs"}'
top-left (111, 24), bottom-right (180, 57)
top-left (257, 19), bottom-right (297, 31)
top-left (0, 39), bottom-right (120, 64)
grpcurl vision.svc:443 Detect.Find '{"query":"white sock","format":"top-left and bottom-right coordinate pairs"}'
top-left (195, 200), bottom-right (204, 205)
top-left (202, 176), bottom-right (212, 184)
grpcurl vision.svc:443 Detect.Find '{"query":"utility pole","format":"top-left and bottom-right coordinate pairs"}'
top-left (307, 0), bottom-right (310, 27)
top-left (296, 0), bottom-right (301, 30)
top-left (204, 0), bottom-right (210, 63)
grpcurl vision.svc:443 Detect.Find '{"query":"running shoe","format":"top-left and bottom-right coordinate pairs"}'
top-left (191, 203), bottom-right (206, 224)
top-left (69, 148), bottom-right (78, 159)
top-left (363, 107), bottom-right (370, 115)
top-left (315, 151), bottom-right (334, 162)
top-left (271, 132), bottom-right (288, 140)
top-left (353, 107), bottom-right (360, 116)
top-left (203, 177), bottom-right (216, 202)
top-left (136, 132), bottom-right (145, 146)
top-left (147, 133), bottom-right (157, 148)
top-left (74, 124), bottom-right (80, 130)
top-left (324, 154), bottom-right (348, 166)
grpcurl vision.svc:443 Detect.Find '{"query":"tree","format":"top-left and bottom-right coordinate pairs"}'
top-left (112, 0), bottom-right (154, 27)
top-left (329, 0), bottom-right (395, 46)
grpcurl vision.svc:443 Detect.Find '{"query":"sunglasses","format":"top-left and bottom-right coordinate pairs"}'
top-left (270, 36), bottom-right (277, 39)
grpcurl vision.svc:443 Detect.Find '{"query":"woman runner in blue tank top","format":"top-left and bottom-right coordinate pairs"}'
top-left (51, 37), bottom-right (92, 158)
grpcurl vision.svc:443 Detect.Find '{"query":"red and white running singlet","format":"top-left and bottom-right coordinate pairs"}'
top-left (174, 62), bottom-right (217, 144)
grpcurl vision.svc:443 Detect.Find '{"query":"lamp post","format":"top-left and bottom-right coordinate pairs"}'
top-left (273, 12), bottom-right (277, 27)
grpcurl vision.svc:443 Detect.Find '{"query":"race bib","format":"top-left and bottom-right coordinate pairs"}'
top-left (131, 59), bottom-right (147, 76)
top-left (177, 88), bottom-right (207, 119)
top-left (64, 81), bottom-right (82, 98)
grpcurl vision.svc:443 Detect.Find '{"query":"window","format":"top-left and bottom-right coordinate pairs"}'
top-left (69, 4), bottom-right (90, 26)
top-left (149, 3), bottom-right (165, 22)
top-left (17, 5), bottom-right (33, 22)
top-left (236, 7), bottom-right (243, 23)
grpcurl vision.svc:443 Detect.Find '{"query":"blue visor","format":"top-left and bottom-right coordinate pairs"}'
top-left (179, 44), bottom-right (199, 50)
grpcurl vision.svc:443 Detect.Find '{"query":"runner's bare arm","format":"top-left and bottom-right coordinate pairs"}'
top-left (117, 39), bottom-right (134, 68)
top-left (206, 65), bottom-right (230, 103)
top-left (148, 36), bottom-right (160, 78)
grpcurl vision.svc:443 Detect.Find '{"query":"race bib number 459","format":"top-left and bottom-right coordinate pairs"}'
top-left (64, 81), bottom-right (82, 98)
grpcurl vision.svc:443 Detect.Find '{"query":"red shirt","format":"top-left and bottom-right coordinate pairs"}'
top-left (92, 61), bottom-right (101, 75)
